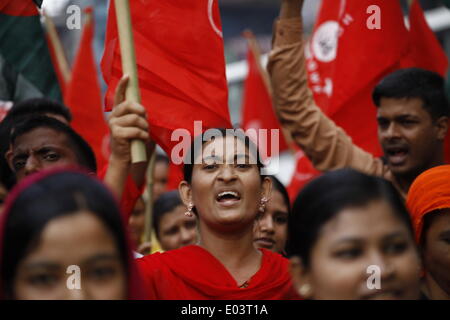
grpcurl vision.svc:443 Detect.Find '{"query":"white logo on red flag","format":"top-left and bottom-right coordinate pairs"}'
top-left (311, 21), bottom-right (339, 63)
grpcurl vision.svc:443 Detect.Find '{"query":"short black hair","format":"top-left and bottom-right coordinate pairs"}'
top-left (10, 116), bottom-right (97, 173)
top-left (6, 98), bottom-right (72, 123)
top-left (155, 153), bottom-right (169, 165)
top-left (286, 169), bottom-right (415, 267)
top-left (372, 68), bottom-right (450, 120)
top-left (0, 99), bottom-right (72, 190)
top-left (1, 170), bottom-right (128, 299)
top-left (152, 190), bottom-right (184, 239)
top-left (183, 128), bottom-right (266, 184)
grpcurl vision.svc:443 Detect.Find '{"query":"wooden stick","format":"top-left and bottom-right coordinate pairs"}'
top-left (143, 152), bottom-right (156, 243)
top-left (43, 12), bottom-right (71, 84)
top-left (113, 0), bottom-right (147, 163)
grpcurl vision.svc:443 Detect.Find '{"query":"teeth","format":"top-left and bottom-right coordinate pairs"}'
top-left (218, 191), bottom-right (239, 198)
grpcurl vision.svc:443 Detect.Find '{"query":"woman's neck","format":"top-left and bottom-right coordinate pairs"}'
top-left (198, 223), bottom-right (262, 286)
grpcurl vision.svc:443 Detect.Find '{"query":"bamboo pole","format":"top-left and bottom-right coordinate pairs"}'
top-left (143, 152), bottom-right (156, 243)
top-left (113, 0), bottom-right (147, 163)
top-left (43, 12), bottom-right (71, 84)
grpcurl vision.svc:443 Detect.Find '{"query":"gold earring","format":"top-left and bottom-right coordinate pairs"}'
top-left (185, 203), bottom-right (194, 217)
top-left (259, 197), bottom-right (268, 213)
top-left (299, 284), bottom-right (311, 297)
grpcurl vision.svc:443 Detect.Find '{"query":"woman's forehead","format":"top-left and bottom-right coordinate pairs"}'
top-left (199, 136), bottom-right (256, 162)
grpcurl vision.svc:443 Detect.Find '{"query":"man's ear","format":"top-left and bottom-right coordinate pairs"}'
top-left (289, 256), bottom-right (314, 299)
top-left (435, 116), bottom-right (449, 141)
top-left (5, 149), bottom-right (15, 171)
top-left (261, 176), bottom-right (272, 201)
top-left (178, 180), bottom-right (193, 207)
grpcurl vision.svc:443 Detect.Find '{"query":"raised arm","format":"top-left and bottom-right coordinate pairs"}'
top-left (104, 75), bottom-right (153, 199)
top-left (267, 0), bottom-right (384, 175)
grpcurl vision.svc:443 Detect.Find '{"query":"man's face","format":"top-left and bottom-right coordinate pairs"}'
top-left (7, 127), bottom-right (79, 182)
top-left (153, 161), bottom-right (168, 202)
top-left (377, 97), bottom-right (443, 178)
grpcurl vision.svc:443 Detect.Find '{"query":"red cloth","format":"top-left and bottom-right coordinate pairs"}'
top-left (289, 0), bottom-right (449, 199)
top-left (401, 0), bottom-right (448, 77)
top-left (101, 0), bottom-right (232, 160)
top-left (287, 148), bottom-right (321, 203)
top-left (400, 0), bottom-right (450, 164)
top-left (97, 165), bottom-right (145, 221)
top-left (0, 0), bottom-right (38, 16)
top-left (406, 165), bottom-right (450, 244)
top-left (65, 8), bottom-right (110, 171)
top-left (137, 245), bottom-right (300, 300)
top-left (241, 41), bottom-right (288, 157)
top-left (0, 167), bottom-right (148, 299)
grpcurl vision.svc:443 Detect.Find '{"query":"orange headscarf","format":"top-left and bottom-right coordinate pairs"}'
top-left (406, 165), bottom-right (450, 244)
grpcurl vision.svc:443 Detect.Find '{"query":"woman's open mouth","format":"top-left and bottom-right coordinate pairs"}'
top-left (215, 190), bottom-right (241, 207)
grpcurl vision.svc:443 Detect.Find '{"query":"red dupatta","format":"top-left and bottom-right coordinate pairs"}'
top-left (137, 244), bottom-right (300, 300)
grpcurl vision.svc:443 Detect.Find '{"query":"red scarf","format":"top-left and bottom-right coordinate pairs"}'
top-left (406, 165), bottom-right (450, 243)
top-left (137, 245), bottom-right (300, 300)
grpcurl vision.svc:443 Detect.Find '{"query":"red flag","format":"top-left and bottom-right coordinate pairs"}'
top-left (288, 0), bottom-right (410, 198)
top-left (286, 147), bottom-right (321, 202)
top-left (400, 0), bottom-right (449, 164)
top-left (65, 8), bottom-right (110, 170)
top-left (101, 0), bottom-right (231, 161)
top-left (401, 0), bottom-right (448, 76)
top-left (241, 34), bottom-right (288, 158)
top-left (0, 1), bottom-right (38, 16)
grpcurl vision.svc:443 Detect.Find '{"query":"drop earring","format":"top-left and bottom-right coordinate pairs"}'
top-left (185, 203), bottom-right (194, 217)
top-left (259, 197), bottom-right (268, 213)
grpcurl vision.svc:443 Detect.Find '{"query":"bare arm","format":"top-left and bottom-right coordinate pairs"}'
top-left (104, 75), bottom-right (153, 198)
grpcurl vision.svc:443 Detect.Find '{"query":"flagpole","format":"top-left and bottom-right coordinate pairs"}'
top-left (143, 152), bottom-right (156, 244)
top-left (243, 30), bottom-right (295, 149)
top-left (113, 0), bottom-right (147, 163)
top-left (43, 12), bottom-right (71, 84)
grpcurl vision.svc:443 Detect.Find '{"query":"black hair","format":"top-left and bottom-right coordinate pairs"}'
top-left (155, 153), bottom-right (169, 165)
top-left (0, 170), bottom-right (129, 299)
top-left (269, 175), bottom-right (291, 212)
top-left (286, 168), bottom-right (415, 267)
top-left (6, 98), bottom-right (72, 123)
top-left (372, 68), bottom-right (450, 120)
top-left (0, 99), bottom-right (72, 190)
top-left (9, 116), bottom-right (97, 173)
top-left (182, 128), bottom-right (266, 184)
top-left (152, 190), bottom-right (184, 239)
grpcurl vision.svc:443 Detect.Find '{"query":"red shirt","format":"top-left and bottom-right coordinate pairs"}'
top-left (137, 245), bottom-right (301, 300)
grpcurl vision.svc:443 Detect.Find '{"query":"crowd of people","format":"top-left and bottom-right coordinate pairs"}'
top-left (0, 0), bottom-right (449, 300)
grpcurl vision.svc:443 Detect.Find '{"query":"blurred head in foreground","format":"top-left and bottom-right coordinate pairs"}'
top-left (287, 169), bottom-right (421, 300)
top-left (0, 168), bottom-right (146, 300)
